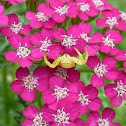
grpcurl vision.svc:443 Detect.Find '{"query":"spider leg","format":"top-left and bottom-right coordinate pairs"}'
top-left (44, 54), bottom-right (61, 68)
top-left (72, 48), bottom-right (88, 65)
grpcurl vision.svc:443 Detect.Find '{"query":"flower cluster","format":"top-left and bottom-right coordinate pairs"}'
top-left (1, 0), bottom-right (126, 125)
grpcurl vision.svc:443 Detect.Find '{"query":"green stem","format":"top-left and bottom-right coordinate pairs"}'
top-left (37, 92), bottom-right (42, 108)
top-left (2, 67), bottom-right (9, 126)
top-left (76, 66), bottom-right (94, 73)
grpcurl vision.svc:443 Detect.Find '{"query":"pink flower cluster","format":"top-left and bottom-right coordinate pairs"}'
top-left (1, 0), bottom-right (126, 125)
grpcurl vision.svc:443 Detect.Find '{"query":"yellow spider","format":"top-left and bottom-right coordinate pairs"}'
top-left (44, 48), bottom-right (88, 68)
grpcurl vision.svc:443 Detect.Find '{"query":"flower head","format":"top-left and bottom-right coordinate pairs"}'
top-left (85, 107), bottom-right (121, 126)
top-left (0, 14), bottom-right (31, 37)
top-left (10, 67), bottom-right (49, 102)
top-left (25, 3), bottom-right (56, 29)
top-left (105, 71), bottom-right (126, 107)
top-left (87, 56), bottom-right (118, 88)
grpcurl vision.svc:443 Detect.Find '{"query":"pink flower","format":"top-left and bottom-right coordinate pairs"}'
top-left (0, 14), bottom-right (31, 37)
top-left (0, 4), bottom-right (8, 26)
top-left (120, 11), bottom-right (126, 23)
top-left (116, 50), bottom-right (126, 70)
top-left (50, 66), bottom-right (80, 83)
top-left (5, 35), bottom-right (34, 67)
top-left (77, 0), bottom-right (99, 21)
top-left (22, 105), bottom-right (50, 126)
top-left (96, 9), bottom-right (126, 31)
top-left (41, 100), bottom-right (81, 126)
top-left (99, 30), bottom-right (123, 55)
top-left (31, 28), bottom-right (61, 60)
top-left (7, 0), bottom-right (26, 5)
top-left (75, 83), bottom-right (101, 114)
top-left (91, 0), bottom-right (113, 11)
top-left (78, 22), bottom-right (103, 56)
top-left (104, 71), bottom-right (126, 107)
top-left (11, 67), bottom-right (49, 102)
top-left (85, 107), bottom-right (121, 126)
top-left (47, 0), bottom-right (78, 23)
top-left (53, 25), bottom-right (86, 56)
top-left (87, 56), bottom-right (118, 88)
top-left (25, 3), bottom-right (57, 29)
top-left (42, 76), bottom-right (78, 110)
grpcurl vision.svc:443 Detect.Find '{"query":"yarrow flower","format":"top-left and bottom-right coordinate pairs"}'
top-left (78, 22), bottom-right (103, 56)
top-left (87, 56), bottom-right (118, 88)
top-left (46, 0), bottom-right (78, 23)
top-left (25, 3), bottom-right (57, 29)
top-left (99, 30), bottom-right (123, 55)
top-left (51, 66), bottom-right (80, 83)
top-left (85, 107), bottom-right (121, 126)
top-left (39, 100), bottom-right (81, 126)
top-left (77, 0), bottom-right (99, 21)
top-left (96, 9), bottom-right (126, 31)
top-left (105, 71), bottom-right (126, 107)
top-left (0, 14), bottom-right (31, 37)
top-left (42, 76), bottom-right (78, 110)
top-left (5, 35), bottom-right (34, 67)
top-left (22, 105), bottom-right (49, 126)
top-left (31, 28), bottom-right (61, 60)
top-left (75, 83), bottom-right (101, 114)
top-left (53, 25), bottom-right (86, 56)
top-left (0, 0), bottom-right (124, 126)
top-left (10, 67), bottom-right (49, 102)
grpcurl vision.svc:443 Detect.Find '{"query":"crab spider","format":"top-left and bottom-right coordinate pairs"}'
top-left (44, 48), bottom-right (88, 68)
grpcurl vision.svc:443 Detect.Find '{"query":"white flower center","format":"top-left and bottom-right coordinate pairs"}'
top-left (32, 113), bottom-right (49, 126)
top-left (40, 37), bottom-right (52, 52)
top-left (53, 108), bottom-right (69, 125)
top-left (54, 67), bottom-right (68, 80)
top-left (55, 5), bottom-right (69, 16)
top-left (36, 12), bottom-right (51, 22)
top-left (10, 22), bottom-right (23, 34)
top-left (94, 63), bottom-right (107, 77)
top-left (62, 35), bottom-right (77, 47)
top-left (97, 118), bottom-right (109, 126)
top-left (120, 11), bottom-right (126, 22)
top-left (78, 3), bottom-right (90, 12)
top-left (105, 17), bottom-right (118, 29)
top-left (114, 80), bottom-right (126, 97)
top-left (77, 91), bottom-right (91, 106)
top-left (23, 75), bottom-right (38, 91)
top-left (92, 0), bottom-right (104, 7)
top-left (17, 44), bottom-right (31, 58)
top-left (53, 86), bottom-right (69, 101)
top-left (80, 33), bottom-right (91, 42)
top-left (102, 35), bottom-right (115, 48)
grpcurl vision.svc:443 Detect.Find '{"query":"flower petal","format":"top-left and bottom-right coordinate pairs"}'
top-left (23, 105), bottom-right (38, 119)
top-left (102, 107), bottom-right (115, 122)
top-left (91, 74), bottom-right (105, 88)
top-left (16, 67), bottom-right (30, 80)
top-left (110, 96), bottom-right (122, 107)
top-left (10, 80), bottom-right (24, 94)
top-left (104, 84), bottom-right (117, 98)
top-left (87, 56), bottom-right (100, 69)
top-left (5, 51), bottom-right (18, 62)
top-left (21, 90), bottom-right (36, 102)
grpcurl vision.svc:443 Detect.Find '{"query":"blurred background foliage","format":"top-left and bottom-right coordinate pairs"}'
top-left (0, 0), bottom-right (126, 126)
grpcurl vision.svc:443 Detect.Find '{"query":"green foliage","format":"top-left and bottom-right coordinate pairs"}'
top-left (0, 0), bottom-right (126, 126)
